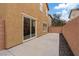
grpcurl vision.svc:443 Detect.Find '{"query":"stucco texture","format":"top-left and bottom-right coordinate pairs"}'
top-left (0, 4), bottom-right (49, 49)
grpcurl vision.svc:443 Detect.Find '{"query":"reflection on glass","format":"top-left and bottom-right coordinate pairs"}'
top-left (31, 20), bottom-right (35, 37)
top-left (24, 17), bottom-right (30, 39)
top-left (24, 17), bottom-right (36, 40)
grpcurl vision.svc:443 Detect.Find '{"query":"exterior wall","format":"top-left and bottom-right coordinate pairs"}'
top-left (0, 17), bottom-right (4, 50)
top-left (5, 4), bottom-right (23, 48)
top-left (0, 4), bottom-right (6, 18)
top-left (0, 4), bottom-right (7, 50)
top-left (49, 26), bottom-right (62, 33)
top-left (40, 3), bottom-right (51, 26)
top-left (69, 9), bottom-right (79, 20)
top-left (40, 3), bottom-right (48, 15)
top-left (0, 4), bottom-right (49, 48)
top-left (42, 4), bottom-right (48, 15)
top-left (48, 16), bottom-right (52, 26)
top-left (63, 16), bottom-right (79, 55)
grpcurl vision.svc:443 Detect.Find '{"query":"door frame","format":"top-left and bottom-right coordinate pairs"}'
top-left (21, 12), bottom-right (37, 42)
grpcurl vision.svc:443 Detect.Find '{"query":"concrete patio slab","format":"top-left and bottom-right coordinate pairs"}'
top-left (0, 50), bottom-right (13, 56)
top-left (0, 33), bottom-right (59, 56)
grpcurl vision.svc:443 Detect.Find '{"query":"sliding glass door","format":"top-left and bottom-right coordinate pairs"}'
top-left (31, 19), bottom-right (35, 37)
top-left (24, 17), bottom-right (36, 40)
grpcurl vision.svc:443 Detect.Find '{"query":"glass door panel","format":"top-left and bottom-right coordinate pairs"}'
top-left (31, 19), bottom-right (35, 37)
top-left (24, 17), bottom-right (30, 39)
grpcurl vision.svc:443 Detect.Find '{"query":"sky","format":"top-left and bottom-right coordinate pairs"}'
top-left (48, 3), bottom-right (79, 21)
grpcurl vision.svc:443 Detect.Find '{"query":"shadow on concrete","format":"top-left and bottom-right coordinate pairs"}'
top-left (59, 33), bottom-right (74, 56)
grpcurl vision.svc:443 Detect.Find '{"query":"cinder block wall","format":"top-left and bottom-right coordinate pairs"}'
top-left (49, 26), bottom-right (62, 33)
top-left (62, 16), bottom-right (79, 55)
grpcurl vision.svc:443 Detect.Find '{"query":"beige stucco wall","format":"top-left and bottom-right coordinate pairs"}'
top-left (0, 4), bottom-right (49, 48)
top-left (0, 4), bottom-right (6, 18)
top-left (0, 4), bottom-right (7, 50)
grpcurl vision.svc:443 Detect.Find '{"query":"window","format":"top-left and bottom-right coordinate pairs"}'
top-left (43, 23), bottom-right (48, 32)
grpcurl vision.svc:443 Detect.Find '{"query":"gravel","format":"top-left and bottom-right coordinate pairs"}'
top-left (59, 33), bottom-right (74, 56)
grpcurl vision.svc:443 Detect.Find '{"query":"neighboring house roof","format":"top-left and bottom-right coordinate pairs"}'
top-left (46, 3), bottom-right (49, 10)
top-left (69, 8), bottom-right (79, 18)
top-left (48, 14), bottom-right (54, 19)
